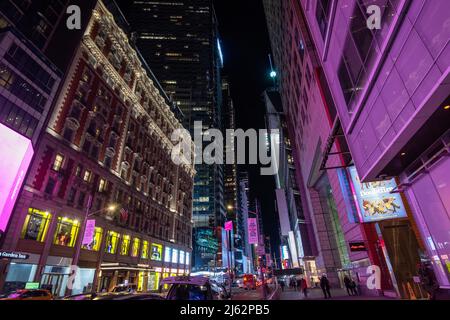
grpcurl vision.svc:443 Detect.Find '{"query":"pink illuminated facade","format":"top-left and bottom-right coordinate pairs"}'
top-left (298, 0), bottom-right (450, 298)
top-left (0, 123), bottom-right (34, 233)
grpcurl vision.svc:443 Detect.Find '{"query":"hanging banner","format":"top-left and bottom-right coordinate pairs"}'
top-left (82, 219), bottom-right (96, 245)
top-left (348, 166), bottom-right (407, 223)
top-left (247, 218), bottom-right (258, 244)
top-left (225, 221), bottom-right (233, 231)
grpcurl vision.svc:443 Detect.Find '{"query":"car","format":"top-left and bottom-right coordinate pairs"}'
top-left (162, 276), bottom-right (228, 301)
top-left (61, 292), bottom-right (98, 300)
top-left (111, 284), bottom-right (138, 293)
top-left (94, 292), bottom-right (165, 301)
top-left (242, 274), bottom-right (257, 290)
top-left (0, 289), bottom-right (53, 300)
top-left (210, 280), bottom-right (231, 300)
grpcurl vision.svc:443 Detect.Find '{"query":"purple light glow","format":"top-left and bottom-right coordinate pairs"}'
top-left (0, 124), bottom-right (34, 233)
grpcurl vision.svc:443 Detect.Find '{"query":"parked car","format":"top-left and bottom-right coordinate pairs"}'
top-left (162, 276), bottom-right (228, 300)
top-left (0, 289), bottom-right (53, 300)
top-left (111, 284), bottom-right (137, 293)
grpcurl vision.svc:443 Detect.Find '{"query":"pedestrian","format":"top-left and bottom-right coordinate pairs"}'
top-left (343, 275), bottom-right (353, 296)
top-left (350, 280), bottom-right (358, 296)
top-left (280, 279), bottom-right (285, 292)
top-left (320, 274), bottom-right (332, 299)
top-left (300, 277), bottom-right (308, 298)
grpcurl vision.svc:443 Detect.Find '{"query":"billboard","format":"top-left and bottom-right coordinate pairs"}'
top-left (224, 221), bottom-right (233, 231)
top-left (247, 218), bottom-right (258, 244)
top-left (348, 166), bottom-right (407, 223)
top-left (0, 124), bottom-right (34, 233)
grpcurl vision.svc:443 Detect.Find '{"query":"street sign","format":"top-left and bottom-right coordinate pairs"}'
top-left (0, 251), bottom-right (29, 260)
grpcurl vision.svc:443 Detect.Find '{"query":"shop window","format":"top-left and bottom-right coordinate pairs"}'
top-left (120, 235), bottom-right (131, 255)
top-left (105, 231), bottom-right (120, 254)
top-left (164, 247), bottom-right (171, 263)
top-left (82, 227), bottom-right (103, 251)
top-left (20, 208), bottom-right (52, 242)
top-left (53, 217), bottom-right (80, 247)
top-left (179, 251), bottom-right (185, 265)
top-left (141, 240), bottom-right (149, 259)
top-left (52, 154), bottom-right (64, 172)
top-left (172, 249), bottom-right (178, 264)
top-left (131, 238), bottom-right (140, 257)
top-left (186, 252), bottom-right (190, 266)
top-left (151, 243), bottom-right (163, 261)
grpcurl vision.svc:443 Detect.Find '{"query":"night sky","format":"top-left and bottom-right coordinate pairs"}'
top-left (213, 0), bottom-right (280, 258)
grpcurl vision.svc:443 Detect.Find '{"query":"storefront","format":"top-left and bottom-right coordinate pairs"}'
top-left (348, 166), bottom-right (427, 299)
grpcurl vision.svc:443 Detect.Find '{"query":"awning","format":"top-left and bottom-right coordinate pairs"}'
top-left (320, 118), bottom-right (353, 171)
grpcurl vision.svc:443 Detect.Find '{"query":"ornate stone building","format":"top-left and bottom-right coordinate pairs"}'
top-left (0, 0), bottom-right (195, 297)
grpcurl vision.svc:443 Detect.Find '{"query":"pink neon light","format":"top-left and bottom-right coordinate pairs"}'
top-left (225, 220), bottom-right (233, 231)
top-left (0, 124), bottom-right (34, 232)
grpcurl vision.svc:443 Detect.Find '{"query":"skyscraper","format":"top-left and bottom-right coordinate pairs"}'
top-left (119, 0), bottom-right (225, 271)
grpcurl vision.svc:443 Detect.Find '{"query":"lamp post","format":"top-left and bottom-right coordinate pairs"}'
top-left (66, 194), bottom-right (118, 296)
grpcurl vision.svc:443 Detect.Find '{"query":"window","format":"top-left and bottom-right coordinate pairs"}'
top-left (105, 231), bottom-right (120, 254)
top-left (67, 187), bottom-right (76, 204)
top-left (131, 238), bottom-right (140, 257)
top-left (83, 170), bottom-right (92, 183)
top-left (141, 240), bottom-right (149, 259)
top-left (120, 235), bottom-right (131, 255)
top-left (53, 217), bottom-right (80, 247)
top-left (44, 178), bottom-right (56, 195)
top-left (316, 0), bottom-right (332, 39)
top-left (75, 165), bottom-right (82, 177)
top-left (82, 227), bottom-right (103, 251)
top-left (98, 179), bottom-right (107, 192)
top-left (77, 192), bottom-right (86, 208)
top-left (172, 249), bottom-right (179, 264)
top-left (179, 251), bottom-right (185, 265)
top-left (53, 154), bottom-right (64, 172)
top-left (164, 247), bottom-right (171, 263)
top-left (151, 243), bottom-right (163, 261)
top-left (21, 208), bottom-right (51, 242)
top-left (186, 252), bottom-right (190, 265)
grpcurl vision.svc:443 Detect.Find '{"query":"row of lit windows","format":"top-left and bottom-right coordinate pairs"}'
top-left (20, 208), bottom-right (190, 264)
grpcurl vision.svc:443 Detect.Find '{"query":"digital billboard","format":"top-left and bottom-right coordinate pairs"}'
top-left (247, 218), bottom-right (258, 244)
top-left (0, 124), bottom-right (34, 233)
top-left (348, 166), bottom-right (407, 223)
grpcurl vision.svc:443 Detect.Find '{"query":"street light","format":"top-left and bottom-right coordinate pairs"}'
top-left (270, 70), bottom-right (277, 78)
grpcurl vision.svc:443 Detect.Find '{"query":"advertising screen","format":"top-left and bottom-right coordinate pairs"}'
top-left (0, 124), bottom-right (34, 233)
top-left (348, 166), bottom-right (407, 223)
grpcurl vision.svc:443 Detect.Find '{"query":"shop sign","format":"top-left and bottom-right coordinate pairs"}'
top-left (25, 282), bottom-right (40, 290)
top-left (348, 166), bottom-right (407, 223)
top-left (349, 241), bottom-right (367, 252)
top-left (0, 124), bottom-right (34, 233)
top-left (0, 251), bottom-right (29, 260)
top-left (247, 218), bottom-right (258, 244)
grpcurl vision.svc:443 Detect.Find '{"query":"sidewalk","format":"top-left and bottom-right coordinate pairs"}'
top-left (279, 288), bottom-right (393, 300)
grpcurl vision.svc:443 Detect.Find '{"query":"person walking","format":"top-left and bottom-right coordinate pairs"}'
top-left (350, 279), bottom-right (359, 296)
top-left (300, 277), bottom-right (308, 298)
top-left (320, 274), bottom-right (332, 299)
top-left (280, 279), bottom-right (285, 292)
top-left (343, 276), bottom-right (353, 296)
